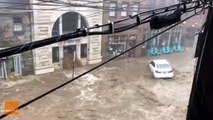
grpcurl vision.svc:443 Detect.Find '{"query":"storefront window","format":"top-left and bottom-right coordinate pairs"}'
top-left (171, 27), bottom-right (182, 45)
top-left (159, 30), bottom-right (170, 47)
top-left (6, 57), bottom-right (15, 75)
top-left (107, 35), bottom-right (126, 57)
top-left (108, 43), bottom-right (125, 57)
top-left (151, 30), bottom-right (159, 47)
top-left (14, 56), bottom-right (21, 75)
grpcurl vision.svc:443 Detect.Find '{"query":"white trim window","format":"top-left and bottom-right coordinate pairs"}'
top-left (132, 3), bottom-right (139, 16)
top-left (14, 23), bottom-right (23, 32)
top-left (121, 2), bottom-right (128, 17)
top-left (109, 2), bottom-right (117, 17)
top-left (13, 17), bottom-right (24, 35)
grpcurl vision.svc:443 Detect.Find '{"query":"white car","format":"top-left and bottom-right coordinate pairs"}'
top-left (148, 59), bottom-right (174, 79)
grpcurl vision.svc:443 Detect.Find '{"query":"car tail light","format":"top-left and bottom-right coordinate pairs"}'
top-left (156, 70), bottom-right (161, 73)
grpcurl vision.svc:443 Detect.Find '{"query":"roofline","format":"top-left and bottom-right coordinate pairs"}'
top-left (0, 10), bottom-right (33, 13)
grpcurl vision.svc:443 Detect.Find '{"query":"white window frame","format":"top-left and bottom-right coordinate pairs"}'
top-left (13, 17), bottom-right (23, 32)
top-left (121, 2), bottom-right (128, 17)
top-left (14, 23), bottom-right (23, 32)
top-left (109, 2), bottom-right (117, 17)
top-left (132, 3), bottom-right (139, 16)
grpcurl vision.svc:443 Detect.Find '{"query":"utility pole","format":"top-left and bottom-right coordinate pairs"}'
top-left (187, 6), bottom-right (213, 120)
top-left (59, 16), bottom-right (63, 69)
top-left (72, 50), bottom-right (75, 79)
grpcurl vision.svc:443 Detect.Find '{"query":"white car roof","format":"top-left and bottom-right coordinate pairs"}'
top-left (152, 59), bottom-right (170, 64)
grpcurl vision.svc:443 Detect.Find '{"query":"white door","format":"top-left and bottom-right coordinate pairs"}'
top-left (14, 56), bottom-right (22, 75)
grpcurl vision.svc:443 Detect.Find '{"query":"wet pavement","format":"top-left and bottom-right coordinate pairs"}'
top-left (0, 49), bottom-right (195, 120)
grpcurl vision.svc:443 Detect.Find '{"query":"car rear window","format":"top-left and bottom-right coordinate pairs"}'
top-left (156, 64), bottom-right (170, 69)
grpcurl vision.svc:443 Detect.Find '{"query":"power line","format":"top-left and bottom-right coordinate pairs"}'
top-left (0, 0), bottom-right (197, 25)
top-left (0, 1), bottom-right (135, 31)
top-left (0, 1), bottom-right (102, 11)
top-left (29, 1), bottom-right (150, 27)
top-left (0, 6), bottom-right (205, 119)
top-left (0, 0), bottom-right (154, 28)
top-left (0, 1), bottom-right (108, 30)
top-left (0, 0), bottom-right (152, 11)
top-left (0, 0), bottom-right (152, 26)
top-left (0, 1), bottom-right (203, 59)
top-left (33, 1), bottom-right (204, 26)
top-left (0, 1), bottom-right (104, 11)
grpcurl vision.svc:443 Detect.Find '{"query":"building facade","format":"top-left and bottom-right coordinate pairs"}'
top-left (102, 0), bottom-right (205, 58)
top-left (102, 0), bottom-right (147, 59)
top-left (142, 0), bottom-right (205, 52)
top-left (0, 0), bottom-right (34, 80)
top-left (31, 0), bottom-right (103, 75)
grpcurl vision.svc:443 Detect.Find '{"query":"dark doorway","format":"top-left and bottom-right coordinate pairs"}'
top-left (63, 45), bottom-right (76, 69)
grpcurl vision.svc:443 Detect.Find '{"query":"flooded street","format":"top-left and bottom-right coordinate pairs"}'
top-left (0, 50), bottom-right (195, 120)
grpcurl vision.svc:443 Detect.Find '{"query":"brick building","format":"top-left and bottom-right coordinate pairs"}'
top-left (141, 0), bottom-right (205, 55)
top-left (102, 0), bottom-right (149, 59)
top-left (102, 0), bottom-right (205, 58)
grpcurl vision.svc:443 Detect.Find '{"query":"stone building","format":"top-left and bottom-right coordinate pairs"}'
top-left (31, 0), bottom-right (103, 75)
top-left (0, 0), bottom-right (34, 79)
top-left (0, 0), bottom-right (104, 78)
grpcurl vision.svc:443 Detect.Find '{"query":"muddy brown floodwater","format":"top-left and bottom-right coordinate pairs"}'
top-left (0, 49), bottom-right (195, 120)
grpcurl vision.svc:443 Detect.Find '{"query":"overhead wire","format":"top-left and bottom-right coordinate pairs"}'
top-left (15, 1), bottom-right (152, 31)
top-left (0, 0), bottom-right (150, 25)
top-left (0, 0), bottom-right (115, 11)
top-left (0, 0), bottom-right (106, 12)
top-left (0, 0), bottom-right (197, 25)
top-left (0, 1), bottom-right (205, 58)
top-left (0, 0), bottom-right (153, 12)
top-left (0, 0), bottom-right (158, 30)
top-left (0, 1), bottom-right (146, 33)
top-left (0, 5), bottom-right (207, 119)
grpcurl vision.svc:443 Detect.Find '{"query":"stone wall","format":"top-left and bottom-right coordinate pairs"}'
top-left (0, 13), bottom-right (34, 76)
